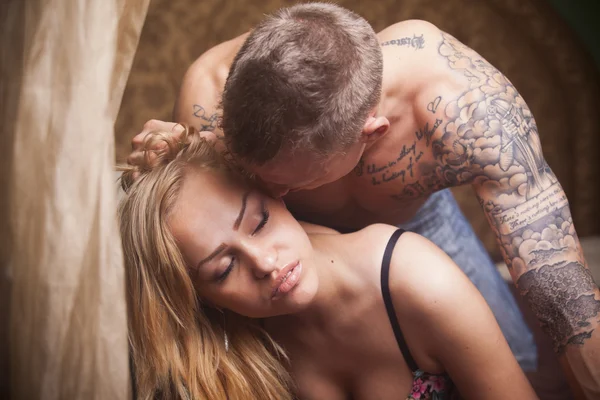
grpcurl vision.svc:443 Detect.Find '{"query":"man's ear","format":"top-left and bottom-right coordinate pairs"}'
top-left (360, 115), bottom-right (390, 142)
top-left (198, 130), bottom-right (218, 142)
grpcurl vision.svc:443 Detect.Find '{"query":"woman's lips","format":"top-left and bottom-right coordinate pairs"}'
top-left (272, 261), bottom-right (302, 299)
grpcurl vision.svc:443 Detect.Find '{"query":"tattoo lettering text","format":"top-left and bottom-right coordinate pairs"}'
top-left (431, 32), bottom-right (599, 352)
top-left (381, 34), bottom-right (425, 50)
top-left (192, 104), bottom-right (219, 131)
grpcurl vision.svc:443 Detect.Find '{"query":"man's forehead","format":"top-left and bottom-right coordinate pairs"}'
top-left (252, 159), bottom-right (320, 185)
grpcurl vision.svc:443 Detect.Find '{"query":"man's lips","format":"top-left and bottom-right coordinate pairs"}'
top-left (271, 260), bottom-right (302, 299)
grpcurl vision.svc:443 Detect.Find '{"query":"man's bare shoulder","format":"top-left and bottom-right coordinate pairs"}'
top-left (186, 32), bottom-right (249, 85)
top-left (376, 20), bottom-right (445, 87)
top-left (377, 20), bottom-right (441, 43)
top-left (173, 32), bottom-right (249, 123)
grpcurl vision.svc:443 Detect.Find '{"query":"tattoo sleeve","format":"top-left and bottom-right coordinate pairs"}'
top-left (432, 32), bottom-right (600, 354)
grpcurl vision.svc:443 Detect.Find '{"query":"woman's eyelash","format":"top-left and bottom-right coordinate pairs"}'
top-left (217, 257), bottom-right (235, 282)
top-left (217, 200), bottom-right (269, 283)
top-left (252, 202), bottom-right (270, 234)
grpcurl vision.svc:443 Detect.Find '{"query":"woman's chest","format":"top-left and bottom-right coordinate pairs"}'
top-left (291, 358), bottom-right (414, 400)
top-left (276, 309), bottom-right (416, 400)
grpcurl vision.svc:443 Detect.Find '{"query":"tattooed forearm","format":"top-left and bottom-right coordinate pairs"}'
top-left (485, 195), bottom-right (600, 351)
top-left (365, 29), bottom-right (599, 359)
top-left (381, 34), bottom-right (425, 50)
top-left (517, 258), bottom-right (600, 353)
top-left (428, 32), bottom-right (600, 352)
top-left (192, 104), bottom-right (219, 131)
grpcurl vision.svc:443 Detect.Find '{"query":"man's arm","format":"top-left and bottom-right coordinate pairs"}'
top-left (173, 32), bottom-right (250, 133)
top-left (419, 31), bottom-right (600, 397)
top-left (127, 62), bottom-right (222, 168)
top-left (173, 60), bottom-right (222, 132)
top-left (128, 34), bottom-right (247, 173)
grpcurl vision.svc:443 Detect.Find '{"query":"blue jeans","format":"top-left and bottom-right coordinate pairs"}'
top-left (399, 189), bottom-right (538, 372)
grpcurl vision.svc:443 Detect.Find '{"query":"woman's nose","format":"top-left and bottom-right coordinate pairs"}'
top-left (244, 241), bottom-right (278, 278)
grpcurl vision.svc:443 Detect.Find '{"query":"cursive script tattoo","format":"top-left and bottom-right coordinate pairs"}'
top-left (192, 104), bottom-right (219, 131)
top-left (415, 118), bottom-right (443, 145)
top-left (366, 139), bottom-right (425, 187)
top-left (381, 34), bottom-right (425, 50)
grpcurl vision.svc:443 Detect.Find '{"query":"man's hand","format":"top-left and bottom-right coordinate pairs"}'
top-left (126, 119), bottom-right (220, 180)
top-left (127, 120), bottom-right (186, 168)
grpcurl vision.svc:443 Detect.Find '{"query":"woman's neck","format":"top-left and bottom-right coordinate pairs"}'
top-left (288, 234), bottom-right (364, 327)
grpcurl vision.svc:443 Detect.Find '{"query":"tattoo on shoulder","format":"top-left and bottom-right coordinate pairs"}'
top-left (381, 34), bottom-right (425, 50)
top-left (430, 32), bottom-right (599, 351)
top-left (192, 104), bottom-right (219, 131)
top-left (427, 96), bottom-right (442, 114)
top-left (376, 32), bottom-right (558, 201)
top-left (368, 31), bottom-right (600, 350)
top-left (415, 118), bottom-right (443, 145)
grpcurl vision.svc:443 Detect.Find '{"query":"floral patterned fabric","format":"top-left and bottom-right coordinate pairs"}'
top-left (407, 370), bottom-right (457, 400)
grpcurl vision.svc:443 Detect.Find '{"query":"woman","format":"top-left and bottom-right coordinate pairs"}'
top-left (119, 126), bottom-right (537, 400)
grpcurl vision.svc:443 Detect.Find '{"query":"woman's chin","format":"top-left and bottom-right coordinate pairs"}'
top-left (267, 285), bottom-right (319, 318)
top-left (235, 272), bottom-right (319, 319)
top-left (285, 279), bottom-right (319, 312)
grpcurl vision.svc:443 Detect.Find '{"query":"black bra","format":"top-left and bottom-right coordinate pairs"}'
top-left (380, 229), bottom-right (419, 372)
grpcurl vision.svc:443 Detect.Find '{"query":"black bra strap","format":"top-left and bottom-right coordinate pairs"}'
top-left (380, 229), bottom-right (419, 372)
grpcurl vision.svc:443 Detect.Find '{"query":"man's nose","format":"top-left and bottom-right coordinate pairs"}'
top-left (265, 183), bottom-right (289, 198)
top-left (274, 188), bottom-right (290, 197)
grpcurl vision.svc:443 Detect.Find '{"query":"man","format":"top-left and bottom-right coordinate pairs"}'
top-left (129, 3), bottom-right (599, 395)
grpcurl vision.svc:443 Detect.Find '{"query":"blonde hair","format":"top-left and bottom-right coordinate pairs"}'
top-left (118, 126), bottom-right (295, 399)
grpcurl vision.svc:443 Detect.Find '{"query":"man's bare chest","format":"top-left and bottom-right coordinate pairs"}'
top-left (283, 128), bottom-right (435, 230)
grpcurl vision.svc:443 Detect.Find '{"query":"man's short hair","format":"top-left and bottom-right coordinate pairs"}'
top-left (221, 2), bottom-right (383, 165)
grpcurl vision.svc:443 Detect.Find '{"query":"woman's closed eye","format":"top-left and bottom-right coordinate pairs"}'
top-left (252, 200), bottom-right (269, 235)
top-left (217, 256), bottom-right (235, 282)
top-left (217, 201), bottom-right (270, 283)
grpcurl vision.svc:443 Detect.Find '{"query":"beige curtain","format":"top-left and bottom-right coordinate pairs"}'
top-left (0, 0), bottom-right (150, 399)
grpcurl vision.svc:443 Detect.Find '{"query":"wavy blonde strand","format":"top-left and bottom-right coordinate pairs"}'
top-left (118, 125), bottom-right (295, 399)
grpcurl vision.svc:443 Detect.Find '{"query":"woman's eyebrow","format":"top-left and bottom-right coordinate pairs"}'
top-left (197, 189), bottom-right (252, 269)
top-left (233, 190), bottom-right (251, 230)
top-left (197, 243), bottom-right (226, 269)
